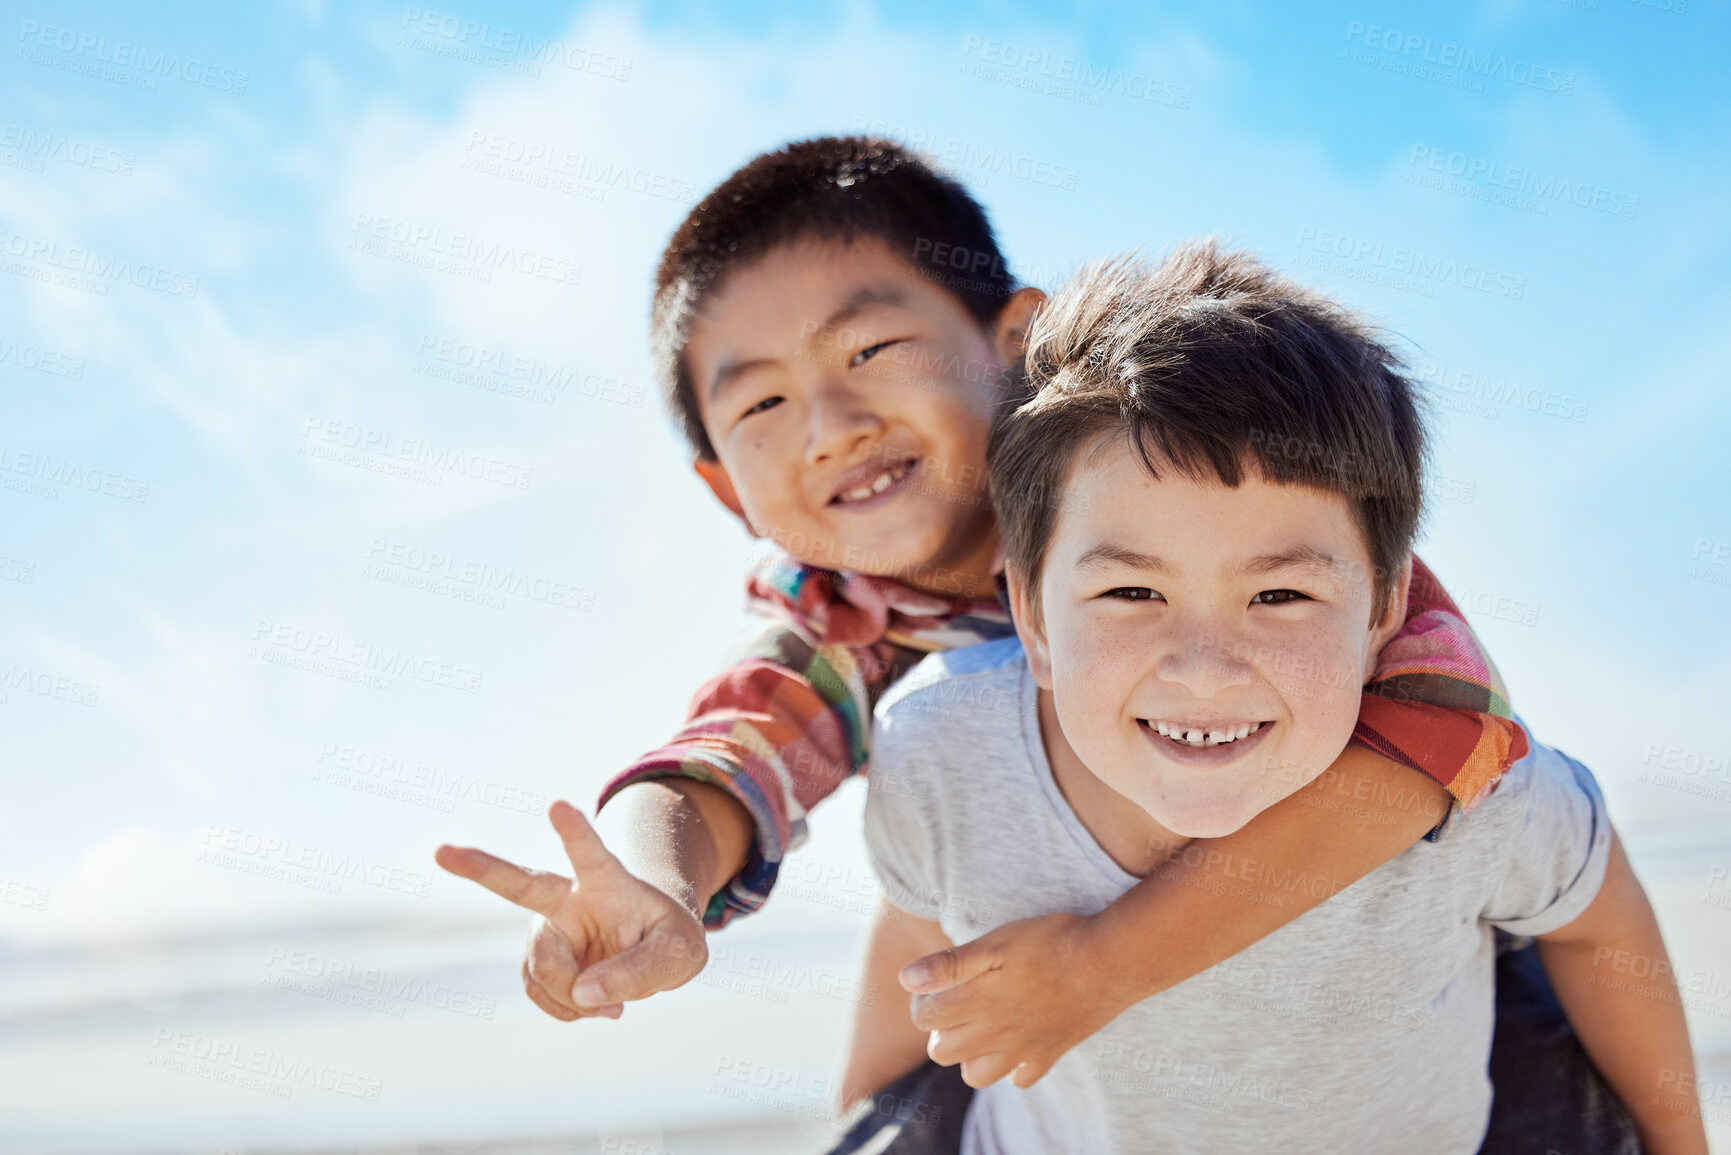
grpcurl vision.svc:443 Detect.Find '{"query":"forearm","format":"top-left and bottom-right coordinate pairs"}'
top-left (840, 900), bottom-right (951, 1111)
top-left (1093, 746), bottom-right (1447, 1000)
top-left (1537, 836), bottom-right (1707, 1154)
top-left (594, 779), bottom-right (753, 920)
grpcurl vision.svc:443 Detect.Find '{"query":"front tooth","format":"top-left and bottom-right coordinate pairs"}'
top-left (1154, 721), bottom-right (1170, 736)
top-left (1238, 724), bottom-right (1251, 740)
top-left (1185, 729), bottom-right (1203, 744)
top-left (870, 471), bottom-right (893, 494)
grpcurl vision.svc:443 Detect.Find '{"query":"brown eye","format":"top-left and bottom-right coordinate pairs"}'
top-left (849, 340), bottom-right (898, 369)
top-left (1103, 587), bottom-right (1160, 601)
top-left (1253, 589), bottom-right (1308, 605)
top-left (741, 396), bottom-right (784, 419)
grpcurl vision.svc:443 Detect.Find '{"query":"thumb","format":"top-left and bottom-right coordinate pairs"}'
top-left (571, 928), bottom-right (704, 1008)
top-left (900, 938), bottom-right (996, 994)
top-left (549, 800), bottom-right (620, 878)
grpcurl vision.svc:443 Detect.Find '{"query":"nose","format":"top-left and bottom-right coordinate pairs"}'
top-left (1155, 620), bottom-right (1256, 699)
top-left (804, 379), bottom-right (885, 466)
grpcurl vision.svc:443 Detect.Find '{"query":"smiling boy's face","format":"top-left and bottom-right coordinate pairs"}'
top-left (1015, 435), bottom-right (1410, 838)
top-left (687, 238), bottom-right (1039, 597)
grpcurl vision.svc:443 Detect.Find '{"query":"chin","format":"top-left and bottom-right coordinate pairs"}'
top-left (1144, 790), bottom-right (1261, 840)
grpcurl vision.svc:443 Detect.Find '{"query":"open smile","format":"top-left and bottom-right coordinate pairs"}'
top-left (830, 455), bottom-right (920, 508)
top-left (1137, 718), bottom-right (1273, 764)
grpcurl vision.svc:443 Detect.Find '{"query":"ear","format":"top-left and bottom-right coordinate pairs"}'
top-left (693, 458), bottom-right (754, 533)
top-left (991, 287), bottom-right (1047, 367)
top-left (1008, 572), bottom-right (1055, 691)
top-left (1364, 554), bottom-right (1413, 679)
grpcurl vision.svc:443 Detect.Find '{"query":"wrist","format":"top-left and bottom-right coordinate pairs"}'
top-left (1066, 910), bottom-right (1144, 1013)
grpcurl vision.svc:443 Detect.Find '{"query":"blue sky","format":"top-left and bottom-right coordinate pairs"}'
top-left (2, 0), bottom-right (1729, 952)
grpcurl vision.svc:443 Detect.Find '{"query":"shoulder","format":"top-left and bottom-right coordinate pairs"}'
top-left (876, 636), bottom-right (1029, 719)
top-left (868, 637), bottom-right (1030, 781)
top-left (1450, 725), bottom-right (1606, 849)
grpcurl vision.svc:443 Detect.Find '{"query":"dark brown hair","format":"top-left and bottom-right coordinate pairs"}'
top-left (653, 136), bottom-right (1016, 460)
top-left (990, 240), bottom-right (1427, 619)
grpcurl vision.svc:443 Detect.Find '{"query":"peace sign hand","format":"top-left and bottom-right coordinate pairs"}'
top-left (435, 800), bottom-right (708, 1021)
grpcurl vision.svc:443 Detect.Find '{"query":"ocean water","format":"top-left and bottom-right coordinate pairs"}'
top-left (3, 834), bottom-right (1727, 1153)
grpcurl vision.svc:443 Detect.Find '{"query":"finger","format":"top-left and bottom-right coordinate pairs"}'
top-left (900, 937), bottom-right (999, 993)
top-left (1010, 1057), bottom-right (1057, 1089)
top-left (520, 966), bottom-right (578, 1022)
top-left (525, 921), bottom-right (582, 1012)
top-left (959, 1053), bottom-right (1018, 1090)
top-left (548, 801), bottom-right (621, 878)
top-left (571, 927), bottom-right (706, 1008)
top-left (434, 844), bottom-right (570, 917)
top-left (925, 1018), bottom-right (1009, 1067)
top-left (908, 985), bottom-right (981, 1032)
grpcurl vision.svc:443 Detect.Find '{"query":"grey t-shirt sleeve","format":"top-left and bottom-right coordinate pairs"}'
top-left (863, 721), bottom-right (944, 922)
top-left (1482, 743), bottom-right (1613, 937)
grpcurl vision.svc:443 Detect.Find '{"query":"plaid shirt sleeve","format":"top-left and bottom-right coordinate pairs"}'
top-left (1353, 555), bottom-right (1530, 813)
top-left (597, 612), bottom-right (897, 928)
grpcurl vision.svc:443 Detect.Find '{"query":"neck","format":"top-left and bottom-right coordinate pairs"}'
top-left (907, 516), bottom-right (1000, 600)
top-left (1036, 687), bottom-right (1190, 877)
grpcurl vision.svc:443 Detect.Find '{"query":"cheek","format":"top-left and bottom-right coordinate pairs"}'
top-left (1258, 629), bottom-right (1366, 751)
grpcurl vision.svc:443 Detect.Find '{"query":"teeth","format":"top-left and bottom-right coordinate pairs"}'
top-left (1150, 721), bottom-right (1262, 748)
top-left (837, 462), bottom-right (909, 504)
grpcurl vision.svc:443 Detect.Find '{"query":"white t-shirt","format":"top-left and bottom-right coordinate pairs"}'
top-left (864, 637), bottom-right (1610, 1155)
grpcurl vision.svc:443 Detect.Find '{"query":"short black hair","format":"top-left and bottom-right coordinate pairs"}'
top-left (991, 240), bottom-right (1428, 620)
top-left (653, 136), bottom-right (1016, 460)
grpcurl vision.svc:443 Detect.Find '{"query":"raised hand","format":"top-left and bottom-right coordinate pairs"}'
top-left (435, 800), bottom-right (709, 1020)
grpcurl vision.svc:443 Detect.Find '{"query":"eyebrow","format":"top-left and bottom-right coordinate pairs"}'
top-left (1238, 546), bottom-right (1344, 577)
top-left (1073, 542), bottom-right (1343, 577)
top-left (821, 284), bottom-right (909, 332)
top-left (1075, 544), bottom-right (1170, 573)
top-left (707, 283), bottom-right (911, 402)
